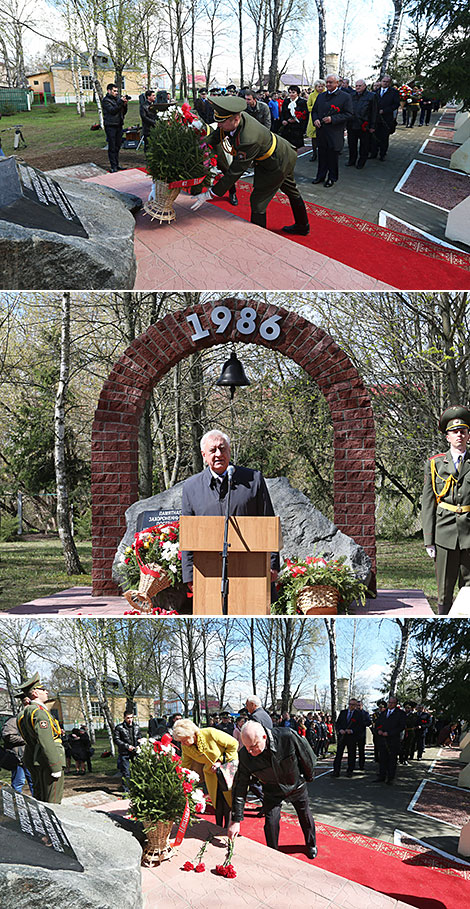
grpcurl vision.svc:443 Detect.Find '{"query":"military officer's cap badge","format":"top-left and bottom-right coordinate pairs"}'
top-left (439, 405), bottom-right (470, 433)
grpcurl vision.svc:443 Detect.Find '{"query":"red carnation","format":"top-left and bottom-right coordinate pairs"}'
top-left (183, 780), bottom-right (193, 793)
top-left (160, 733), bottom-right (172, 746)
top-left (195, 863), bottom-right (205, 872)
top-left (225, 864), bottom-right (237, 878)
top-left (183, 861), bottom-right (194, 871)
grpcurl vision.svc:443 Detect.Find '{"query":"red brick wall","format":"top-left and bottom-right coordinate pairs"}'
top-left (91, 300), bottom-right (376, 595)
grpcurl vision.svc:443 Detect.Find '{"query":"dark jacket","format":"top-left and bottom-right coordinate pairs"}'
top-left (181, 464), bottom-right (279, 583)
top-left (279, 97), bottom-right (308, 148)
top-left (250, 706), bottom-right (273, 729)
top-left (348, 90), bottom-right (378, 131)
top-left (246, 100), bottom-right (271, 131)
top-left (231, 727), bottom-right (316, 820)
top-left (374, 707), bottom-right (406, 746)
top-left (311, 89), bottom-right (354, 150)
top-left (114, 720), bottom-right (141, 755)
top-left (376, 86), bottom-right (400, 128)
top-left (102, 94), bottom-right (127, 128)
top-left (335, 708), bottom-right (365, 739)
top-left (194, 97), bottom-right (214, 124)
top-left (2, 715), bottom-right (25, 764)
top-left (139, 95), bottom-right (157, 137)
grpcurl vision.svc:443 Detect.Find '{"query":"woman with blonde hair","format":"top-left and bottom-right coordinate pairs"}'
top-left (306, 79), bottom-right (326, 161)
top-left (172, 718), bottom-right (238, 828)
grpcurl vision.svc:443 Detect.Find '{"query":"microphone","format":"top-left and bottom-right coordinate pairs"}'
top-left (227, 465), bottom-right (235, 484)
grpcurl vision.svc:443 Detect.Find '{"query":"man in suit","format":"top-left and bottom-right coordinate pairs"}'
top-left (311, 72), bottom-right (353, 187)
top-left (372, 74), bottom-right (400, 161)
top-left (190, 95), bottom-right (310, 234)
top-left (333, 698), bottom-right (365, 777)
top-left (346, 79), bottom-right (378, 169)
top-left (228, 720), bottom-right (318, 857)
top-left (246, 695), bottom-right (273, 729)
top-left (421, 405), bottom-right (470, 614)
top-left (399, 701), bottom-right (418, 764)
top-left (181, 428), bottom-right (279, 587)
top-left (356, 699), bottom-right (372, 770)
top-left (415, 705), bottom-right (432, 759)
top-left (374, 696), bottom-right (406, 784)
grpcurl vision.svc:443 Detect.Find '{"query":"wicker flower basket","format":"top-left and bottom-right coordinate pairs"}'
top-left (142, 819), bottom-right (175, 865)
top-left (123, 563), bottom-right (172, 613)
top-left (296, 584), bottom-right (340, 616)
top-left (143, 180), bottom-right (181, 223)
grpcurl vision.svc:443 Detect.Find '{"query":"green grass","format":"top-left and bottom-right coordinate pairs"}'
top-left (0, 537), bottom-right (437, 613)
top-left (0, 538), bottom-right (92, 612)
top-left (0, 100), bottom-right (146, 158)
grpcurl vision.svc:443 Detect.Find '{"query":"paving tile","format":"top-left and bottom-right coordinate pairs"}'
top-left (333, 879), bottom-right (398, 909)
top-left (142, 880), bottom-right (191, 908)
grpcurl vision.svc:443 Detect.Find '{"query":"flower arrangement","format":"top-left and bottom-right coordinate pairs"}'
top-left (273, 555), bottom-right (368, 615)
top-left (129, 734), bottom-right (206, 831)
top-left (145, 103), bottom-right (218, 188)
top-left (117, 521), bottom-right (183, 593)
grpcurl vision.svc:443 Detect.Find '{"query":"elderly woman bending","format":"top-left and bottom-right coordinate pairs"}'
top-left (172, 719), bottom-right (238, 828)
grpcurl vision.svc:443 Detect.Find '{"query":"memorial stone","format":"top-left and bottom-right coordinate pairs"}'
top-left (136, 507), bottom-right (181, 532)
top-left (0, 784), bottom-right (83, 872)
top-left (0, 156), bottom-right (88, 237)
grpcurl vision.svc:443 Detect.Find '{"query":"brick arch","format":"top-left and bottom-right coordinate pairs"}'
top-left (91, 299), bottom-right (375, 595)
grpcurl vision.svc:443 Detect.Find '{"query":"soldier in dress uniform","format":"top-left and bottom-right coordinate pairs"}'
top-left (422, 405), bottom-right (470, 614)
top-left (190, 95), bottom-right (310, 235)
top-left (16, 672), bottom-right (65, 803)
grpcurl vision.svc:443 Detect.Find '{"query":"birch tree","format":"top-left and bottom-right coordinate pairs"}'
top-left (54, 292), bottom-right (84, 575)
top-left (314, 0), bottom-right (327, 79)
top-left (389, 618), bottom-right (412, 696)
top-left (324, 617), bottom-right (338, 722)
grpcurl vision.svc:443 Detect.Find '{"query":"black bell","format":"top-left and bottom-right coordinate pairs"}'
top-left (216, 351), bottom-right (250, 399)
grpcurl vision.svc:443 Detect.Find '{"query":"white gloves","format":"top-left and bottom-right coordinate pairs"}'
top-left (51, 771), bottom-right (62, 779)
top-left (426, 545), bottom-right (436, 559)
top-left (148, 183), bottom-right (156, 201)
top-left (190, 189), bottom-right (215, 211)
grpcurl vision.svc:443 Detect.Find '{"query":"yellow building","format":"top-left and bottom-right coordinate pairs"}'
top-left (27, 52), bottom-right (144, 103)
top-left (51, 678), bottom-right (154, 731)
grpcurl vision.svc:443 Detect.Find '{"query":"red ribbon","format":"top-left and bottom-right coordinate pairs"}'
top-left (170, 798), bottom-right (191, 847)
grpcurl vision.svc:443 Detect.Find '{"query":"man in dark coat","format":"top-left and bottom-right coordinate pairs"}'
top-left (346, 79), bottom-right (378, 168)
top-left (421, 405), bottom-right (470, 614)
top-left (245, 89), bottom-right (271, 131)
top-left (190, 94), bottom-right (310, 234)
top-left (228, 720), bottom-right (317, 857)
top-left (114, 710), bottom-right (140, 792)
top-left (373, 74), bottom-right (400, 160)
top-left (102, 83), bottom-right (128, 172)
top-left (374, 696), bottom-right (406, 784)
top-left (181, 428), bottom-right (279, 586)
top-left (415, 705), bottom-right (432, 758)
top-left (194, 89), bottom-right (214, 125)
top-left (139, 89), bottom-right (157, 151)
top-left (333, 698), bottom-right (365, 777)
top-left (311, 73), bottom-right (353, 186)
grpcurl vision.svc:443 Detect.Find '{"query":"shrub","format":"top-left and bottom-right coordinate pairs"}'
top-left (0, 514), bottom-right (19, 542)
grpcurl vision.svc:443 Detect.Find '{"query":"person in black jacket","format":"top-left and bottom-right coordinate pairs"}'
top-left (372, 75), bottom-right (400, 160)
top-left (333, 698), bottom-right (365, 777)
top-left (228, 721), bottom-right (317, 857)
top-left (279, 85), bottom-right (308, 149)
top-left (346, 79), bottom-right (378, 168)
top-left (140, 89), bottom-right (157, 151)
top-left (114, 710), bottom-right (140, 791)
top-left (311, 73), bottom-right (353, 186)
top-left (246, 695), bottom-right (273, 730)
top-left (102, 83), bottom-right (128, 172)
top-left (194, 89), bottom-right (214, 125)
top-left (374, 696), bottom-right (406, 784)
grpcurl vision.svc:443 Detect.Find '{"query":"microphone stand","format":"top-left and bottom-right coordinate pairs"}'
top-left (221, 468), bottom-right (234, 615)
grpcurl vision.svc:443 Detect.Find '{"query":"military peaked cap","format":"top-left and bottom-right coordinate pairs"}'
top-left (210, 95), bottom-right (246, 120)
top-left (14, 671), bottom-right (42, 698)
top-left (439, 405), bottom-right (470, 433)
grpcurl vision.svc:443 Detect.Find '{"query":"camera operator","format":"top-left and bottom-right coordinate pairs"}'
top-left (140, 89), bottom-right (157, 151)
top-left (102, 83), bottom-right (129, 172)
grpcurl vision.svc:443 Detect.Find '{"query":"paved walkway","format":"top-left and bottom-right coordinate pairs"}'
top-left (7, 586), bottom-right (434, 616)
top-left (297, 107), bottom-right (466, 250)
top-left (84, 169), bottom-right (393, 291)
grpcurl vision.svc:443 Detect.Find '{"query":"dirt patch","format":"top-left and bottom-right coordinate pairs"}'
top-left (398, 160), bottom-right (470, 210)
top-left (63, 768), bottom-right (122, 797)
top-left (19, 145), bottom-right (143, 174)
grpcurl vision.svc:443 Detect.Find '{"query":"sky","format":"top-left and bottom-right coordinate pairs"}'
top-left (23, 0), bottom-right (400, 85)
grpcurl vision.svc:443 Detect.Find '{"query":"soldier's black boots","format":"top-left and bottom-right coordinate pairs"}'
top-left (251, 211), bottom-right (267, 228)
top-left (229, 188), bottom-right (238, 205)
top-left (282, 197), bottom-right (310, 235)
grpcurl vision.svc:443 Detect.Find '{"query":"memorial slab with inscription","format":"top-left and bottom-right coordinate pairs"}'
top-left (0, 156), bottom-right (88, 238)
top-left (0, 156), bottom-right (137, 289)
top-left (0, 784), bottom-right (83, 871)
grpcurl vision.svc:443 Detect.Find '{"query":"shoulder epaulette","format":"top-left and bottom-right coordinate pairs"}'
top-left (430, 452), bottom-right (446, 460)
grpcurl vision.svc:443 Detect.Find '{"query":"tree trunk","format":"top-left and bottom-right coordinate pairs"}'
top-left (250, 619), bottom-right (256, 692)
top-left (389, 619), bottom-right (412, 696)
top-left (314, 0), bottom-right (327, 80)
top-left (325, 617), bottom-right (338, 722)
top-left (54, 293), bottom-right (84, 575)
top-left (238, 0), bottom-right (244, 87)
top-left (380, 0), bottom-right (404, 77)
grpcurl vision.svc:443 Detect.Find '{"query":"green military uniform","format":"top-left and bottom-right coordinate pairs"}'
top-left (16, 673), bottom-right (65, 803)
top-left (207, 96), bottom-right (309, 232)
top-left (421, 405), bottom-right (470, 614)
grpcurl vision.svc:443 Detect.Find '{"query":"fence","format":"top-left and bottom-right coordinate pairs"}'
top-left (0, 89), bottom-right (31, 113)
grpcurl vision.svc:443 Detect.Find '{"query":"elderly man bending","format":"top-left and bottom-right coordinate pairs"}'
top-left (228, 720), bottom-right (318, 857)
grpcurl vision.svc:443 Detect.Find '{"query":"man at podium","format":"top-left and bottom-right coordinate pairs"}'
top-left (181, 429), bottom-right (279, 589)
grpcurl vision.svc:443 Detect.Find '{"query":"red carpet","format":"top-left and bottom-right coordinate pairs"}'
top-left (209, 182), bottom-right (470, 289)
top-left (204, 804), bottom-right (469, 909)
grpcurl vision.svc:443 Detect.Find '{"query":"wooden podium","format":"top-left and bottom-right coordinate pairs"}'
top-left (179, 515), bottom-right (282, 615)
